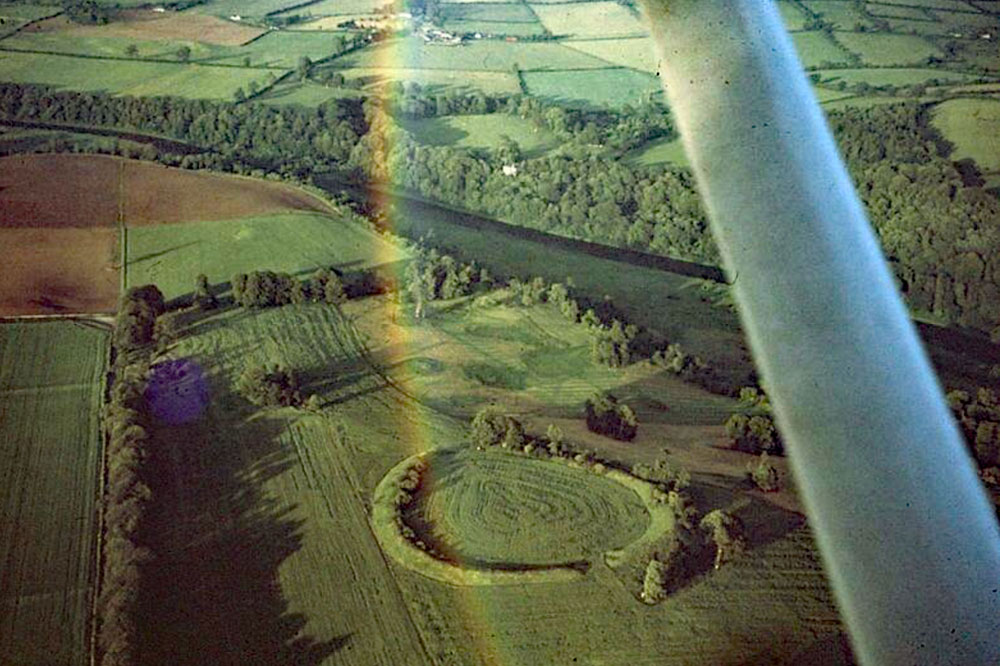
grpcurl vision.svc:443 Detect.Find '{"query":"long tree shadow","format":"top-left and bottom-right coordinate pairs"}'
top-left (136, 366), bottom-right (348, 665)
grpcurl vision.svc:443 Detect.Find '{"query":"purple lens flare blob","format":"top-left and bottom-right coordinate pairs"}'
top-left (146, 358), bottom-right (208, 425)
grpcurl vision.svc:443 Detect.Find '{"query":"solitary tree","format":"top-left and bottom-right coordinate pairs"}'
top-left (194, 274), bottom-right (218, 310)
top-left (700, 509), bottom-right (746, 570)
top-left (176, 45), bottom-right (191, 62)
top-left (297, 55), bottom-right (313, 80)
top-left (642, 558), bottom-right (668, 604)
top-left (124, 44), bottom-right (138, 57)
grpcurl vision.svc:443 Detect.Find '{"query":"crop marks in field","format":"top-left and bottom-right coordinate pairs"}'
top-left (0, 321), bottom-right (106, 666)
top-left (376, 448), bottom-right (653, 579)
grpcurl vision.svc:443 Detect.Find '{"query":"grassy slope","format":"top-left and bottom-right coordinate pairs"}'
top-left (124, 211), bottom-right (406, 300)
top-left (932, 97), bottom-right (1000, 172)
top-left (0, 321), bottom-right (106, 666)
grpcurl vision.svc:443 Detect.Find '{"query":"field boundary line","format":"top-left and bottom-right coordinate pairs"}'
top-left (89, 325), bottom-right (112, 666)
top-left (0, 9), bottom-right (63, 43)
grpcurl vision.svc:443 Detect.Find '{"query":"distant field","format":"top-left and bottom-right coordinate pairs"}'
top-left (0, 321), bottom-right (106, 666)
top-left (398, 113), bottom-right (558, 156)
top-left (4, 23), bottom-right (345, 69)
top-left (192, 0), bottom-right (308, 16)
top-left (791, 30), bottom-right (852, 67)
top-left (803, 1), bottom-right (874, 29)
top-left (439, 3), bottom-right (545, 36)
top-left (0, 3), bottom-right (60, 37)
top-left (18, 11), bottom-right (266, 46)
top-left (564, 36), bottom-right (658, 73)
top-left (932, 97), bottom-right (1000, 171)
top-left (776, 0), bottom-right (810, 30)
top-left (0, 51), bottom-right (264, 99)
top-left (814, 67), bottom-right (981, 86)
top-left (867, 3), bottom-right (932, 19)
top-left (834, 31), bottom-right (943, 66)
top-left (873, 0), bottom-right (980, 10)
top-left (338, 36), bottom-right (610, 72)
top-left (336, 65), bottom-right (521, 94)
top-left (272, 0), bottom-right (390, 14)
top-left (523, 67), bottom-right (661, 108)
top-left (529, 1), bottom-right (647, 38)
top-left (125, 211), bottom-right (406, 299)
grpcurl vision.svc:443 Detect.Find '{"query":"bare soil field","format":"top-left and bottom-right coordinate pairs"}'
top-left (23, 10), bottom-right (266, 46)
top-left (0, 154), bottom-right (336, 315)
top-left (0, 227), bottom-right (118, 315)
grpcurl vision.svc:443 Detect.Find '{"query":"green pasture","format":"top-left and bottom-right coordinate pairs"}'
top-left (439, 3), bottom-right (545, 36)
top-left (529, 1), bottom-right (647, 38)
top-left (932, 97), bottom-right (1000, 171)
top-left (207, 29), bottom-right (351, 68)
top-left (333, 65), bottom-right (521, 93)
top-left (874, 0), bottom-right (980, 10)
top-left (272, 0), bottom-right (390, 15)
top-left (258, 79), bottom-right (366, 106)
top-left (564, 36), bottom-right (658, 73)
top-left (834, 31), bottom-right (943, 66)
top-left (397, 113), bottom-right (558, 156)
top-left (338, 35), bottom-right (611, 72)
top-left (803, 1), bottom-right (874, 30)
top-left (193, 0), bottom-right (308, 17)
top-left (867, 3), bottom-right (932, 19)
top-left (0, 321), bottom-right (105, 666)
top-left (125, 211), bottom-right (406, 300)
top-left (776, 0), bottom-right (810, 31)
top-left (626, 134), bottom-right (690, 168)
top-left (523, 67), bottom-right (661, 108)
top-left (0, 50), bottom-right (264, 99)
top-left (135, 303), bottom-right (441, 664)
top-left (813, 67), bottom-right (981, 87)
top-left (791, 30), bottom-right (852, 67)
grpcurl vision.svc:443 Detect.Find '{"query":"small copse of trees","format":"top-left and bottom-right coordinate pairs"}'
top-left (236, 364), bottom-right (303, 408)
top-left (585, 392), bottom-right (638, 441)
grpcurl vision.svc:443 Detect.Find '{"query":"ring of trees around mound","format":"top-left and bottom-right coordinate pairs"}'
top-left (373, 447), bottom-right (677, 585)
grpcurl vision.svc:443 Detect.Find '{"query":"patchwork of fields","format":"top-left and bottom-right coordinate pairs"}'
top-left (0, 321), bottom-right (107, 666)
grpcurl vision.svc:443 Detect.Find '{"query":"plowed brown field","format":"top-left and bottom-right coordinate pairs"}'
top-left (0, 154), bottom-right (334, 315)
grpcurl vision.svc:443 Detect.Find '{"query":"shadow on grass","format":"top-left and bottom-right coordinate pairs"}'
top-left (136, 379), bottom-right (348, 665)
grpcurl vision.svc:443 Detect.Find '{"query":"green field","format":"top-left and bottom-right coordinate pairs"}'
top-left (258, 78), bottom-right (366, 106)
top-left (833, 31), bottom-right (943, 66)
top-left (398, 113), bottom-right (558, 156)
top-left (0, 29), bottom-right (351, 69)
top-left (804, 1), bottom-right (875, 29)
top-left (529, 1), bottom-right (647, 38)
top-left (409, 447), bottom-right (648, 564)
top-left (0, 3), bottom-right (59, 36)
top-left (0, 50), bottom-right (265, 99)
top-left (874, 0), bottom-right (979, 10)
top-left (564, 36), bottom-right (658, 73)
top-left (776, 0), bottom-right (810, 30)
top-left (867, 3), bottom-right (932, 19)
top-left (627, 135), bottom-right (690, 168)
top-left (0, 321), bottom-right (106, 666)
top-left (335, 65), bottom-right (521, 93)
top-left (932, 97), bottom-right (1000, 171)
top-left (814, 67), bottom-right (981, 87)
top-left (439, 3), bottom-right (545, 36)
top-left (193, 0), bottom-right (308, 17)
top-left (338, 35), bottom-right (611, 72)
top-left (272, 0), bottom-right (390, 15)
top-left (523, 67), bottom-right (661, 109)
top-left (125, 211), bottom-right (406, 300)
top-left (791, 30), bottom-right (852, 67)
